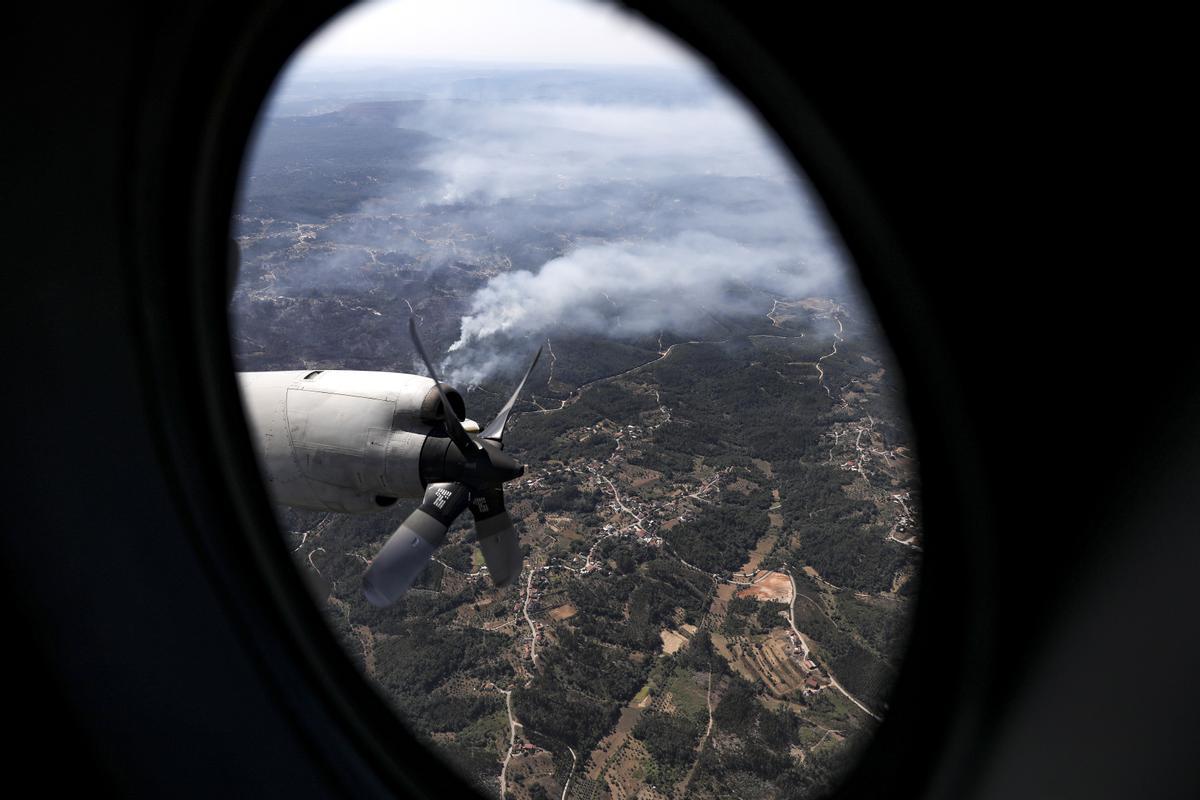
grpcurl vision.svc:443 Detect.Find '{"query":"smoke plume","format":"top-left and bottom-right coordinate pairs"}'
top-left (238, 66), bottom-right (853, 380)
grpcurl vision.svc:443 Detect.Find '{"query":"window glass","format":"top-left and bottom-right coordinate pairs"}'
top-left (231, 1), bottom-right (921, 796)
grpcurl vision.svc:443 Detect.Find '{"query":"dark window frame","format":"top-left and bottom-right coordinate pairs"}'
top-left (123, 2), bottom-right (995, 797)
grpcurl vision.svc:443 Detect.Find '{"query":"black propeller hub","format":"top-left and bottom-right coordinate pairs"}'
top-left (473, 438), bottom-right (526, 485)
top-left (420, 434), bottom-right (525, 491)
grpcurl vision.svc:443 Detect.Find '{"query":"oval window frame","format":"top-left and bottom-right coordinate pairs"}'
top-left (125, 2), bottom-right (996, 797)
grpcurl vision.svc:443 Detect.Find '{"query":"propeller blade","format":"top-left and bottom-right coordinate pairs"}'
top-left (363, 482), bottom-right (470, 607)
top-left (480, 345), bottom-right (542, 444)
top-left (469, 487), bottom-right (524, 587)
top-left (408, 317), bottom-right (480, 454)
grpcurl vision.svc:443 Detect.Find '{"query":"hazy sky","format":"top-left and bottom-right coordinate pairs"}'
top-left (298, 0), bottom-right (699, 68)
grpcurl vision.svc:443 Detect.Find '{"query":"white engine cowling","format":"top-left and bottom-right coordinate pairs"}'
top-left (237, 370), bottom-right (463, 513)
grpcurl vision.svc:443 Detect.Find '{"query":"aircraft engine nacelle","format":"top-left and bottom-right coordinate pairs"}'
top-left (237, 369), bottom-right (465, 513)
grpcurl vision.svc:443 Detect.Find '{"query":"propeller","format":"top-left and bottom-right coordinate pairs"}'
top-left (362, 321), bottom-right (542, 606)
top-left (408, 317), bottom-right (480, 455)
top-left (362, 482), bottom-right (469, 607)
top-left (480, 346), bottom-right (541, 444)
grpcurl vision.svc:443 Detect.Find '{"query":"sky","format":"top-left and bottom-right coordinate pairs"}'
top-left (298, 0), bottom-right (700, 68)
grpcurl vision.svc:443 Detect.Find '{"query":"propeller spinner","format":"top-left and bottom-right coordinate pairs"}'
top-left (362, 321), bottom-right (541, 607)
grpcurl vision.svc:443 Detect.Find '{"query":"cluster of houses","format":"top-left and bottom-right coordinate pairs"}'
top-left (890, 491), bottom-right (916, 533)
top-left (786, 630), bottom-right (828, 696)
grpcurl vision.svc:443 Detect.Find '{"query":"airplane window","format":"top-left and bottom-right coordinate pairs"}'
top-left (230, 1), bottom-right (922, 796)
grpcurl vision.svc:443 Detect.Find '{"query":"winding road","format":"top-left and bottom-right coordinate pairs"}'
top-left (523, 569), bottom-right (540, 669)
top-left (560, 746), bottom-right (577, 800)
top-left (813, 314), bottom-right (844, 398)
top-left (498, 686), bottom-right (522, 799)
top-left (787, 571), bottom-right (881, 722)
top-left (526, 336), bottom-right (733, 417)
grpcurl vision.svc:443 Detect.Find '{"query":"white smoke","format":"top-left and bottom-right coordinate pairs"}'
top-left (442, 230), bottom-right (838, 384)
top-left (244, 66), bottom-right (855, 382)
top-left (409, 91), bottom-right (854, 384)
top-left (405, 99), bottom-right (788, 204)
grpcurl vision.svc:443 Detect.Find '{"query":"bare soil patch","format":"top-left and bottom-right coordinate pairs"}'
top-left (736, 570), bottom-right (792, 603)
top-left (548, 603), bottom-right (578, 621)
top-left (659, 629), bottom-right (688, 655)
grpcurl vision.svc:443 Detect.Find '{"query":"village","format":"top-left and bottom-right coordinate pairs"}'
top-left (266, 292), bottom-right (919, 800)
